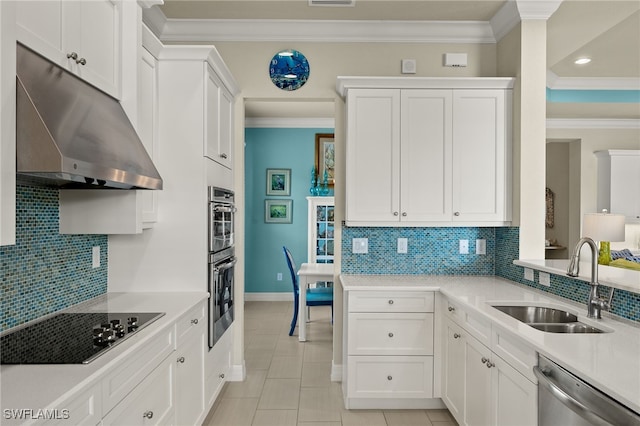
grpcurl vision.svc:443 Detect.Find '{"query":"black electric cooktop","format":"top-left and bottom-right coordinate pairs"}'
top-left (0, 312), bottom-right (164, 365)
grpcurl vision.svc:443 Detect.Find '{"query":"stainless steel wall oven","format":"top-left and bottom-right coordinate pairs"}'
top-left (208, 187), bottom-right (236, 349)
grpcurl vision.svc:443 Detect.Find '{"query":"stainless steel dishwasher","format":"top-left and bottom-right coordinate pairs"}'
top-left (534, 355), bottom-right (640, 426)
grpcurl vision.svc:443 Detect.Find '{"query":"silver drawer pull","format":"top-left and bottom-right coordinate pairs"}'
top-left (219, 373), bottom-right (225, 379)
top-left (393, 212), bottom-right (399, 216)
top-left (388, 300), bottom-right (394, 305)
top-left (454, 211), bottom-right (460, 216)
top-left (448, 306), bottom-right (455, 312)
top-left (387, 375), bottom-right (393, 381)
top-left (486, 361), bottom-right (495, 368)
top-left (481, 357), bottom-right (488, 364)
top-left (401, 212), bottom-right (407, 217)
top-left (177, 356), bottom-right (185, 363)
top-left (143, 411), bottom-right (153, 419)
top-left (191, 318), bottom-right (199, 325)
top-left (220, 153), bottom-right (228, 159)
top-left (76, 57), bottom-right (86, 65)
top-left (453, 333), bottom-right (461, 339)
top-left (67, 52), bottom-right (78, 60)
top-left (388, 332), bottom-right (394, 338)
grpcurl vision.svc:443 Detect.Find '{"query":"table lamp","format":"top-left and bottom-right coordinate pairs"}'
top-left (582, 210), bottom-right (626, 265)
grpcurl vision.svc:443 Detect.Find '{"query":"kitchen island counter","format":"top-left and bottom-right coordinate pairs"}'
top-left (340, 274), bottom-right (640, 414)
top-left (0, 291), bottom-right (208, 425)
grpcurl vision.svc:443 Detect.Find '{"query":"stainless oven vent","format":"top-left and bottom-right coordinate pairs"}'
top-left (16, 43), bottom-right (163, 190)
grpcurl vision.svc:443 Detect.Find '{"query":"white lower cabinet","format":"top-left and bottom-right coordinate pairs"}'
top-left (442, 301), bottom-right (537, 426)
top-left (343, 290), bottom-right (440, 409)
top-left (102, 356), bottom-right (175, 426)
top-left (205, 323), bottom-right (233, 409)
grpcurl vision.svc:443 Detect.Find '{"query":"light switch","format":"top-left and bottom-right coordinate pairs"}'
top-left (92, 246), bottom-right (100, 268)
top-left (352, 238), bottom-right (368, 254)
top-left (524, 268), bottom-right (534, 281)
top-left (459, 240), bottom-right (469, 254)
top-left (476, 239), bottom-right (486, 255)
top-left (539, 272), bottom-right (551, 287)
top-left (397, 238), bottom-right (408, 254)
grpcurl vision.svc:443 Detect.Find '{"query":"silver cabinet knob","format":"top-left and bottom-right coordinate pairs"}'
top-left (481, 357), bottom-right (488, 364)
top-left (486, 361), bottom-right (495, 368)
top-left (448, 306), bottom-right (455, 312)
top-left (219, 373), bottom-right (225, 379)
top-left (67, 52), bottom-right (78, 60)
top-left (387, 375), bottom-right (393, 381)
top-left (76, 57), bottom-right (86, 65)
top-left (393, 212), bottom-right (399, 216)
top-left (220, 153), bottom-right (228, 159)
top-left (177, 356), bottom-right (185, 363)
top-left (143, 411), bottom-right (153, 419)
top-left (454, 211), bottom-right (460, 216)
top-left (453, 333), bottom-right (461, 339)
top-left (401, 212), bottom-right (407, 217)
top-left (191, 318), bottom-right (199, 325)
top-left (388, 332), bottom-right (394, 338)
top-left (388, 300), bottom-right (394, 305)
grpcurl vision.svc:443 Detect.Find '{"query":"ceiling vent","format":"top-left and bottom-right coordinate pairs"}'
top-left (309, 0), bottom-right (355, 6)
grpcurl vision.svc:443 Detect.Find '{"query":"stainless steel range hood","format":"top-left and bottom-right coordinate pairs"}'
top-left (16, 43), bottom-right (163, 190)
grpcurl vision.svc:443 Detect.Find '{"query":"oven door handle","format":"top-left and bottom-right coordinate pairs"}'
top-left (213, 206), bottom-right (237, 213)
top-left (214, 257), bottom-right (237, 272)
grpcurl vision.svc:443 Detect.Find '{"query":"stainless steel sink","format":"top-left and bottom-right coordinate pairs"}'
top-left (493, 306), bottom-right (578, 323)
top-left (492, 305), bottom-right (607, 334)
top-left (529, 323), bottom-right (605, 333)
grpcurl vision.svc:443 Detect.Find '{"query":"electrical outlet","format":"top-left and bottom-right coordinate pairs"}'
top-left (524, 268), bottom-right (534, 281)
top-left (397, 238), bottom-right (408, 254)
top-left (539, 272), bottom-right (551, 287)
top-left (459, 240), bottom-right (469, 254)
top-left (92, 246), bottom-right (100, 268)
top-left (277, 273), bottom-right (283, 281)
top-left (476, 239), bottom-right (486, 255)
top-left (352, 238), bottom-right (368, 254)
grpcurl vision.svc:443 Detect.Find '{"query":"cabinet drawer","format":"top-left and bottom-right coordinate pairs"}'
top-left (347, 356), bottom-right (433, 399)
top-left (349, 291), bottom-right (434, 313)
top-left (41, 383), bottom-right (101, 426)
top-left (176, 301), bottom-right (205, 344)
top-left (444, 300), bottom-right (491, 346)
top-left (348, 313), bottom-right (433, 356)
top-left (102, 357), bottom-right (175, 425)
top-left (102, 327), bottom-right (174, 412)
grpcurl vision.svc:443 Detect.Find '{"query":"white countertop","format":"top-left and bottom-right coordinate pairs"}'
top-left (0, 292), bottom-right (208, 420)
top-left (340, 274), bottom-right (640, 413)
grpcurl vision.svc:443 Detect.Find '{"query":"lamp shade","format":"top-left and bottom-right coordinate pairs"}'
top-left (582, 212), bottom-right (626, 242)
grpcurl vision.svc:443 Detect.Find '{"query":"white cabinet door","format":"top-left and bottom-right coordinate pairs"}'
top-left (464, 332), bottom-right (492, 426)
top-left (452, 90), bottom-right (508, 222)
top-left (400, 90), bottom-right (452, 222)
top-left (204, 65), bottom-right (234, 169)
top-left (307, 196), bottom-right (335, 263)
top-left (16, 0), bottom-right (121, 98)
top-left (442, 319), bottom-right (465, 421)
top-left (175, 332), bottom-right (206, 426)
top-left (346, 89), bottom-right (401, 222)
top-left (491, 356), bottom-right (537, 426)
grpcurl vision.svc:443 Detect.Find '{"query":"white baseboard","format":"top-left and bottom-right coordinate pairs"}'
top-left (244, 292), bottom-right (293, 302)
top-left (228, 361), bottom-right (246, 381)
top-left (331, 362), bottom-right (343, 382)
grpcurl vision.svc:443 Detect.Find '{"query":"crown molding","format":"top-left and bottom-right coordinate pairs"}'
top-left (515, 0), bottom-right (563, 20)
top-left (490, 0), bottom-right (521, 41)
top-left (245, 117), bottom-right (335, 128)
top-left (547, 118), bottom-right (640, 129)
top-left (336, 76), bottom-right (515, 97)
top-left (547, 70), bottom-right (640, 91)
top-left (144, 7), bottom-right (496, 44)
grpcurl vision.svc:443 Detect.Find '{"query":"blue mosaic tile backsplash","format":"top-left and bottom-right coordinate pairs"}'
top-left (341, 226), bottom-right (496, 275)
top-left (495, 227), bottom-right (640, 323)
top-left (0, 185), bottom-right (108, 332)
top-left (340, 225), bottom-right (639, 323)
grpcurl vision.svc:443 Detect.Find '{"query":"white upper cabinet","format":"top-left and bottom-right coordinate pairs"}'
top-left (205, 64), bottom-right (235, 169)
top-left (16, 0), bottom-right (121, 98)
top-left (341, 77), bottom-right (513, 227)
top-left (596, 150), bottom-right (640, 223)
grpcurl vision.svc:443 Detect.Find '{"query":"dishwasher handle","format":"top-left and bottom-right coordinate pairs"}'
top-left (534, 366), bottom-right (614, 426)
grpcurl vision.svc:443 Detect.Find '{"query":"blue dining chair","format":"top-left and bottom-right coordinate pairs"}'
top-left (283, 246), bottom-right (333, 336)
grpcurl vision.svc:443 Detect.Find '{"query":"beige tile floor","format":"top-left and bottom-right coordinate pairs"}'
top-left (203, 301), bottom-right (457, 426)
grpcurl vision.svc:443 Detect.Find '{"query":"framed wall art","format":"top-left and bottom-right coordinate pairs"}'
top-left (265, 199), bottom-right (293, 223)
top-left (266, 168), bottom-right (291, 196)
top-left (315, 133), bottom-right (335, 187)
